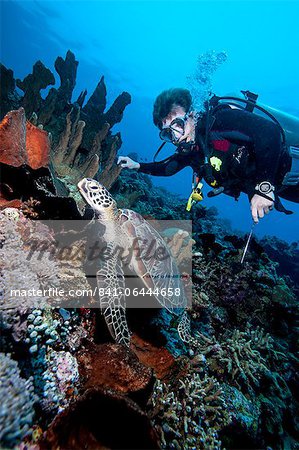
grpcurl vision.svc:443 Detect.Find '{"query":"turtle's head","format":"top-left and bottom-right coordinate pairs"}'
top-left (77, 178), bottom-right (117, 214)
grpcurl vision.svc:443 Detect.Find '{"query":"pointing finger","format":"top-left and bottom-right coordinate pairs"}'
top-left (258, 207), bottom-right (264, 219)
top-left (251, 206), bottom-right (259, 223)
top-left (118, 157), bottom-right (128, 165)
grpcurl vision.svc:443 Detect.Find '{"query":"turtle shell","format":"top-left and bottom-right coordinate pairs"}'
top-left (118, 209), bottom-right (188, 311)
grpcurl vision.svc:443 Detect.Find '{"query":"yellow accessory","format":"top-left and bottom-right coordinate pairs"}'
top-left (210, 156), bottom-right (222, 171)
top-left (186, 182), bottom-right (203, 211)
top-left (210, 179), bottom-right (218, 187)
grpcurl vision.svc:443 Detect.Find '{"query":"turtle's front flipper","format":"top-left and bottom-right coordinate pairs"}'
top-left (101, 300), bottom-right (131, 347)
top-left (96, 254), bottom-right (131, 347)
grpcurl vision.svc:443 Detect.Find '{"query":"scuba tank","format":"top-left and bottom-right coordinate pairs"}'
top-left (217, 91), bottom-right (299, 146)
top-left (260, 105), bottom-right (299, 146)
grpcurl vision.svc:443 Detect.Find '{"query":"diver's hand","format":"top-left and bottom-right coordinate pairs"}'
top-left (117, 156), bottom-right (140, 170)
top-left (250, 192), bottom-right (274, 223)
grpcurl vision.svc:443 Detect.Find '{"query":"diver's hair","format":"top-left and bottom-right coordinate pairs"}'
top-left (153, 88), bottom-right (192, 129)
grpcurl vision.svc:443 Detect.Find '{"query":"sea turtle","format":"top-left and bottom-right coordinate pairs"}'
top-left (77, 177), bottom-right (193, 347)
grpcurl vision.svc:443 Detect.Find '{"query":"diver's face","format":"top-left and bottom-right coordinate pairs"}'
top-left (161, 106), bottom-right (196, 145)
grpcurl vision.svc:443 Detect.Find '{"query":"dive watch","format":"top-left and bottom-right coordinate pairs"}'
top-left (255, 181), bottom-right (275, 195)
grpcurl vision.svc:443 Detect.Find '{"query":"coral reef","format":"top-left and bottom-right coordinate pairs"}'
top-left (191, 242), bottom-right (297, 332)
top-left (0, 210), bottom-right (95, 312)
top-left (260, 235), bottom-right (299, 292)
top-left (148, 371), bottom-right (231, 449)
top-left (0, 51), bottom-right (131, 216)
top-left (220, 385), bottom-right (261, 447)
top-left (0, 353), bottom-right (36, 448)
top-left (207, 325), bottom-right (274, 389)
top-left (0, 54), bottom-right (298, 450)
top-left (0, 185), bottom-right (298, 449)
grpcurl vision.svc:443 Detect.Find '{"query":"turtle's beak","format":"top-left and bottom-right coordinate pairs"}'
top-left (77, 178), bottom-right (86, 192)
top-left (77, 179), bottom-right (89, 203)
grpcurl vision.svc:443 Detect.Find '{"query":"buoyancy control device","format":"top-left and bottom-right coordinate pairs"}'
top-left (186, 90), bottom-right (299, 211)
top-left (214, 90), bottom-right (299, 187)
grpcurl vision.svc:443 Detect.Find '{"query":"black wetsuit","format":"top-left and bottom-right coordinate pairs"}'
top-left (138, 107), bottom-right (299, 205)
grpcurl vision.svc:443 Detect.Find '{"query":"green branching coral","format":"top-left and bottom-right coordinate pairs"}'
top-left (148, 372), bottom-right (231, 450)
top-left (208, 325), bottom-right (274, 388)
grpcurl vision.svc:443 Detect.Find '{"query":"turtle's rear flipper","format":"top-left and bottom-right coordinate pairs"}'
top-left (96, 257), bottom-right (131, 347)
top-left (177, 310), bottom-right (193, 344)
top-left (178, 311), bottom-right (208, 348)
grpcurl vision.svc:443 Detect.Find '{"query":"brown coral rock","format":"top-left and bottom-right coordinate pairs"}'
top-left (0, 108), bottom-right (50, 169)
top-left (42, 388), bottom-right (160, 450)
top-left (0, 197), bottom-right (23, 209)
top-left (0, 108), bottom-right (26, 166)
top-left (26, 121), bottom-right (50, 169)
top-left (131, 334), bottom-right (189, 382)
top-left (78, 343), bottom-right (153, 393)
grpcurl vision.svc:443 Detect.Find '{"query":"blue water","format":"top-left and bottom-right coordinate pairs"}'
top-left (1, 0), bottom-right (299, 242)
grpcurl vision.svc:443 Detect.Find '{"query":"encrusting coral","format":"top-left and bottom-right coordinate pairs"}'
top-left (41, 350), bottom-right (79, 413)
top-left (0, 353), bottom-right (36, 448)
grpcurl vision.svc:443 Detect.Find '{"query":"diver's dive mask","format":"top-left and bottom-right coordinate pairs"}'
top-left (159, 113), bottom-right (190, 143)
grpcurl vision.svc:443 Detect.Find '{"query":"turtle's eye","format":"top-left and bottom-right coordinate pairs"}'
top-left (89, 184), bottom-right (99, 191)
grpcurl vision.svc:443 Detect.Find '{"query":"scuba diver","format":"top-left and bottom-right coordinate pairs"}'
top-left (118, 88), bottom-right (299, 223)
